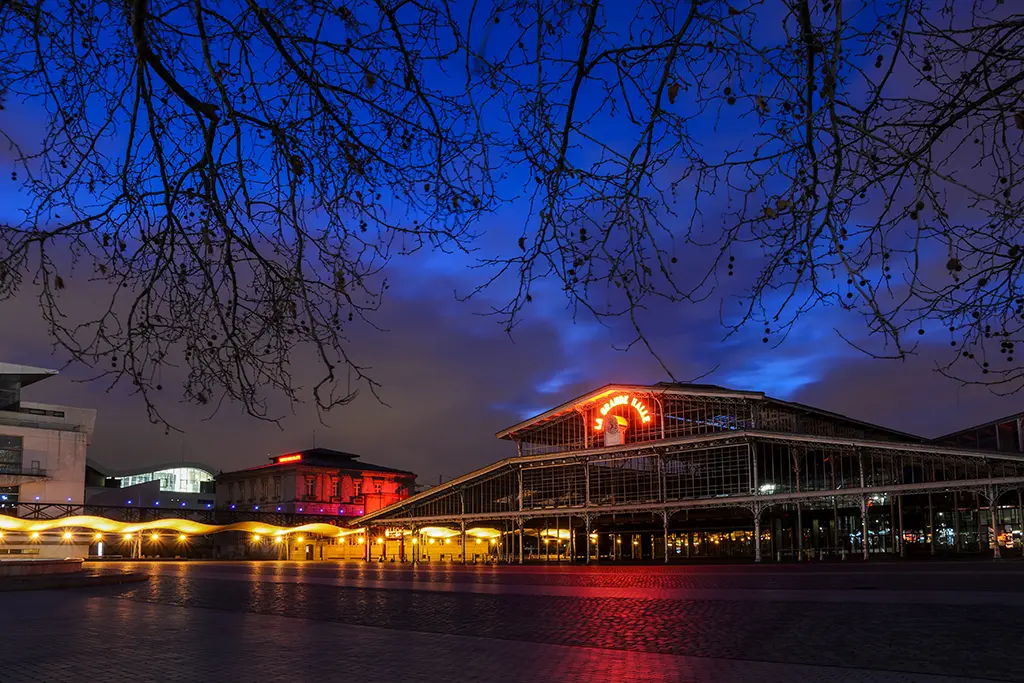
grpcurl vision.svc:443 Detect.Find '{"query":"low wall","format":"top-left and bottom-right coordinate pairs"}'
top-left (0, 558), bottom-right (83, 577)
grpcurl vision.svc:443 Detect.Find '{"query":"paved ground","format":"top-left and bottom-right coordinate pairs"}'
top-left (2, 560), bottom-right (1023, 682)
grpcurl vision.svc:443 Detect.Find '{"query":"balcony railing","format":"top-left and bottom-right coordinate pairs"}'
top-left (0, 465), bottom-right (47, 477)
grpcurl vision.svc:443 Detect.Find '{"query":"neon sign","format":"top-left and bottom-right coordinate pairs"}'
top-left (276, 454), bottom-right (303, 463)
top-left (593, 394), bottom-right (653, 430)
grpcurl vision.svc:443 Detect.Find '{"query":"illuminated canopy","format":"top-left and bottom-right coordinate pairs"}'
top-left (0, 515), bottom-right (363, 537)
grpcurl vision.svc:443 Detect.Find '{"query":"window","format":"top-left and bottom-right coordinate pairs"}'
top-left (119, 466), bottom-right (214, 493)
top-left (305, 477), bottom-right (315, 497)
top-left (333, 479), bottom-right (341, 498)
top-left (227, 482), bottom-right (234, 501)
top-left (374, 482), bottom-right (383, 494)
top-left (274, 477), bottom-right (281, 499)
top-left (249, 480), bottom-right (256, 499)
top-left (261, 478), bottom-right (268, 500)
top-left (353, 481), bottom-right (362, 497)
top-left (0, 436), bottom-right (23, 474)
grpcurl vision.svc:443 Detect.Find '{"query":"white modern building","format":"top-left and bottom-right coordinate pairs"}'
top-left (86, 460), bottom-right (217, 510)
top-left (0, 362), bottom-right (96, 557)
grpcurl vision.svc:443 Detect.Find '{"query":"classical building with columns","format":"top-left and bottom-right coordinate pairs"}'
top-left (356, 383), bottom-right (1024, 563)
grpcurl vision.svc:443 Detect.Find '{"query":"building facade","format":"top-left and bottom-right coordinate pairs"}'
top-left (356, 383), bottom-right (1024, 563)
top-left (85, 461), bottom-right (217, 511)
top-left (215, 448), bottom-right (415, 518)
top-left (0, 363), bottom-right (96, 558)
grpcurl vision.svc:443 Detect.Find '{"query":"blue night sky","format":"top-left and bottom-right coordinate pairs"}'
top-left (0, 1), bottom-right (1019, 483)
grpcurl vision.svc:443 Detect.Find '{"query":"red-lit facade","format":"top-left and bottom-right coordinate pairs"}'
top-left (214, 448), bottom-right (416, 518)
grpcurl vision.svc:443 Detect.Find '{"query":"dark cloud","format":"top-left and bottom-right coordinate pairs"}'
top-left (0, 268), bottom-right (663, 482)
top-left (791, 346), bottom-right (1019, 439)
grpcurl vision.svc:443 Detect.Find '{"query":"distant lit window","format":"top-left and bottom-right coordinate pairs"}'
top-left (374, 482), bottom-right (383, 494)
top-left (273, 477), bottom-right (281, 498)
top-left (333, 479), bottom-right (341, 497)
top-left (305, 477), bottom-right (315, 497)
top-left (353, 481), bottom-right (362, 497)
top-left (118, 466), bottom-right (213, 493)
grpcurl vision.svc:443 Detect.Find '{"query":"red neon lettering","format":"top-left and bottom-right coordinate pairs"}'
top-left (593, 394), bottom-right (653, 430)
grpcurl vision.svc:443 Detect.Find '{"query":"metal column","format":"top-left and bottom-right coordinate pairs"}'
top-left (1020, 490), bottom-right (1024, 557)
top-left (858, 450), bottom-right (868, 560)
top-left (754, 506), bottom-right (762, 563)
top-left (663, 511), bottom-right (669, 564)
top-left (585, 515), bottom-right (592, 565)
top-left (793, 450), bottom-right (803, 560)
top-left (898, 495), bottom-right (905, 558)
top-left (928, 493), bottom-right (935, 555)
top-left (977, 492), bottom-right (984, 552)
top-left (990, 488), bottom-right (1001, 560)
top-left (517, 519), bottom-right (524, 564)
top-left (861, 496), bottom-right (869, 560)
top-left (954, 491), bottom-right (962, 553)
top-left (460, 520), bottom-right (467, 564)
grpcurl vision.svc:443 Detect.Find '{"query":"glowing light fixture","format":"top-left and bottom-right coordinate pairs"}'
top-left (252, 534), bottom-right (261, 542)
top-left (31, 532), bottom-right (40, 539)
top-left (124, 533), bottom-right (133, 541)
top-left (94, 533), bottom-right (103, 541)
top-left (151, 533), bottom-right (160, 541)
top-left (376, 537), bottom-right (384, 545)
top-left (63, 531), bottom-right (73, 540)
top-left (274, 537), bottom-right (283, 543)
top-left (296, 536), bottom-right (304, 542)
top-left (178, 534), bottom-right (188, 542)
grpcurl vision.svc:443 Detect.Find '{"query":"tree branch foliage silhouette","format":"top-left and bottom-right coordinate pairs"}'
top-left (0, 0), bottom-right (1021, 426)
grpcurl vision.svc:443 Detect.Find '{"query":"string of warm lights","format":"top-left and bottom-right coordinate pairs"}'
top-left (0, 515), bottom-right (505, 544)
top-left (0, 514), bottom-right (365, 538)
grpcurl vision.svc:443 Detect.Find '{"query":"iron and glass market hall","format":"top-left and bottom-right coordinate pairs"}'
top-left (358, 383), bottom-right (1024, 563)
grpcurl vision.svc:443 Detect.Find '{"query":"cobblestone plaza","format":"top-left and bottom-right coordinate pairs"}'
top-left (3, 560), bottom-right (1024, 682)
